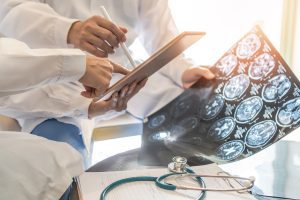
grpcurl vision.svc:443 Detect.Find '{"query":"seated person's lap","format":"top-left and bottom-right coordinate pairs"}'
top-left (31, 118), bottom-right (91, 168)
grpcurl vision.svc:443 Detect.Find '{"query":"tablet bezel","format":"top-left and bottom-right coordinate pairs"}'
top-left (99, 31), bottom-right (206, 100)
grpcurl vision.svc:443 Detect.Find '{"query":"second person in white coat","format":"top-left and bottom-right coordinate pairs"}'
top-left (0, 0), bottom-right (215, 166)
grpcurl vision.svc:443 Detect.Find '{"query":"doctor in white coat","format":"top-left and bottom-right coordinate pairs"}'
top-left (0, 37), bottom-right (130, 200)
top-left (0, 0), bottom-right (215, 165)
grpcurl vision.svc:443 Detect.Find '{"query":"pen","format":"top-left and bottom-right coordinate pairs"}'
top-left (100, 6), bottom-right (136, 69)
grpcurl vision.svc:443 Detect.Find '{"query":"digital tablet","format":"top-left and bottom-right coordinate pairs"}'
top-left (99, 31), bottom-right (206, 100)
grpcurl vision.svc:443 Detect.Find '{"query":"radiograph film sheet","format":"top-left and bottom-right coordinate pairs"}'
top-left (140, 26), bottom-right (300, 165)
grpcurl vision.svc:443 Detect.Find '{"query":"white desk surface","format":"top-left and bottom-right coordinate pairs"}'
top-left (79, 164), bottom-right (254, 200)
top-left (95, 113), bottom-right (142, 128)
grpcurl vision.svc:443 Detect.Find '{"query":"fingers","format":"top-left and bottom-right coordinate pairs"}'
top-left (116, 86), bottom-right (129, 111)
top-left (119, 26), bottom-right (128, 34)
top-left (81, 87), bottom-right (102, 98)
top-left (81, 41), bottom-right (108, 57)
top-left (93, 16), bottom-right (126, 42)
top-left (111, 61), bottom-right (130, 75)
top-left (193, 67), bottom-right (215, 80)
top-left (85, 33), bottom-right (114, 54)
top-left (91, 26), bottom-right (120, 48)
top-left (88, 79), bottom-right (147, 117)
top-left (182, 66), bottom-right (215, 89)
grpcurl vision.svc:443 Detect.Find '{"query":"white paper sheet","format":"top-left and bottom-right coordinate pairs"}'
top-left (79, 164), bottom-right (254, 200)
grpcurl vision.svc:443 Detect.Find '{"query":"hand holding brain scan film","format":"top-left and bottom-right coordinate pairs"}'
top-left (139, 26), bottom-right (300, 166)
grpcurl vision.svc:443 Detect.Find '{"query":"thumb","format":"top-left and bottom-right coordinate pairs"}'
top-left (111, 61), bottom-right (130, 75)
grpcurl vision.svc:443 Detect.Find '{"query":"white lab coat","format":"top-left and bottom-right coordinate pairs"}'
top-left (0, 38), bottom-right (85, 200)
top-left (0, 0), bottom-right (193, 149)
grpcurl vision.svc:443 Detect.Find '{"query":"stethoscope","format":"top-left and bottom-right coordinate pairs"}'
top-left (100, 156), bottom-right (255, 200)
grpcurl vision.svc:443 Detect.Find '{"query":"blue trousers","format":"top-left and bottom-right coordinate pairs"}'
top-left (31, 119), bottom-right (92, 200)
top-left (31, 118), bottom-right (91, 167)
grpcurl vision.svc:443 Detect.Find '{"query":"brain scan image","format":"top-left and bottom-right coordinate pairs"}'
top-left (216, 54), bottom-right (238, 76)
top-left (262, 74), bottom-right (291, 102)
top-left (148, 131), bottom-right (170, 142)
top-left (276, 97), bottom-right (300, 127)
top-left (170, 95), bottom-right (193, 118)
top-left (223, 74), bottom-right (250, 100)
top-left (148, 114), bottom-right (166, 129)
top-left (208, 117), bottom-right (236, 141)
top-left (170, 117), bottom-right (199, 138)
top-left (216, 140), bottom-right (245, 161)
top-left (200, 94), bottom-right (225, 120)
top-left (245, 120), bottom-right (277, 148)
top-left (248, 53), bottom-right (276, 80)
top-left (236, 33), bottom-right (261, 59)
top-left (235, 96), bottom-right (263, 123)
top-left (141, 26), bottom-right (300, 166)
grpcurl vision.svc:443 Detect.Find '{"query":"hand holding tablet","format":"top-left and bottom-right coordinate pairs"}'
top-left (95, 31), bottom-right (206, 102)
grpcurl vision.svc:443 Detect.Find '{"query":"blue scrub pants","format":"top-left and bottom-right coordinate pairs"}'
top-left (31, 118), bottom-right (91, 167)
top-left (31, 119), bottom-right (92, 200)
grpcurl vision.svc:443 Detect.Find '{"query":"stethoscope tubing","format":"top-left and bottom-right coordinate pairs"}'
top-left (164, 173), bottom-right (255, 191)
top-left (99, 168), bottom-right (206, 200)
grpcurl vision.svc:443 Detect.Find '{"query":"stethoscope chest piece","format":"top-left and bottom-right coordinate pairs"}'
top-left (168, 156), bottom-right (190, 173)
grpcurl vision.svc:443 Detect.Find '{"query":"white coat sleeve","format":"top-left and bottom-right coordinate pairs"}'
top-left (0, 0), bottom-right (78, 48)
top-left (0, 82), bottom-right (92, 121)
top-left (0, 38), bottom-right (86, 97)
top-left (0, 131), bottom-right (84, 200)
top-left (137, 0), bottom-right (195, 87)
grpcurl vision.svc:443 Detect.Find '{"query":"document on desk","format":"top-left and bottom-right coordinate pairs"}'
top-left (140, 25), bottom-right (300, 166)
top-left (78, 164), bottom-right (254, 200)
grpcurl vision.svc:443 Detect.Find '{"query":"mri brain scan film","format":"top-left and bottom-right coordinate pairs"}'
top-left (236, 33), bottom-right (261, 59)
top-left (248, 53), bottom-right (276, 80)
top-left (216, 54), bottom-right (238, 76)
top-left (200, 94), bottom-right (225, 120)
top-left (245, 120), bottom-right (277, 148)
top-left (262, 74), bottom-right (291, 102)
top-left (223, 74), bottom-right (250, 100)
top-left (235, 96), bottom-right (263, 123)
top-left (140, 26), bottom-right (300, 165)
top-left (276, 97), bottom-right (300, 127)
top-left (208, 117), bottom-right (236, 141)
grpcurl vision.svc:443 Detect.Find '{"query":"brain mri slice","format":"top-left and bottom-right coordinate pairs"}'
top-left (170, 95), bottom-right (193, 118)
top-left (148, 131), bottom-right (170, 142)
top-left (245, 120), bottom-right (277, 148)
top-left (200, 94), bottom-right (225, 120)
top-left (276, 97), bottom-right (300, 127)
top-left (208, 117), bottom-right (236, 141)
top-left (216, 140), bottom-right (245, 161)
top-left (236, 33), bottom-right (261, 59)
top-left (235, 96), bottom-right (263, 124)
top-left (248, 53), bottom-right (276, 80)
top-left (223, 74), bottom-right (250, 100)
top-left (148, 114), bottom-right (166, 129)
top-left (262, 74), bottom-right (291, 102)
top-left (216, 54), bottom-right (238, 76)
top-left (170, 117), bottom-right (199, 138)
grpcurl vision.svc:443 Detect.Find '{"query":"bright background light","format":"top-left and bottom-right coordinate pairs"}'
top-left (169, 0), bottom-right (284, 66)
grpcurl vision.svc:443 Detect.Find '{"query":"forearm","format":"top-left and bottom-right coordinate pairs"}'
top-left (0, 38), bottom-right (85, 96)
top-left (0, 0), bottom-right (78, 48)
top-left (0, 82), bottom-right (92, 120)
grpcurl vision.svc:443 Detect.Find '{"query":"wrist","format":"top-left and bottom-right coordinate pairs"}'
top-left (67, 21), bottom-right (82, 46)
